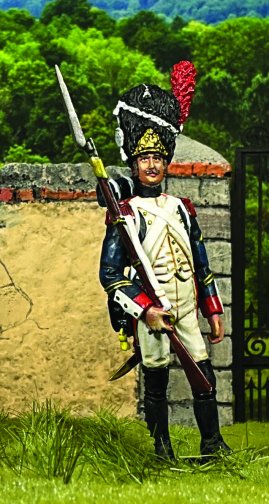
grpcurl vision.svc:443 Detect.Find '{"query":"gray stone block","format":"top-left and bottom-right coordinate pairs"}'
top-left (138, 396), bottom-right (233, 427)
top-left (166, 178), bottom-right (201, 202)
top-left (166, 178), bottom-right (231, 208)
top-left (0, 163), bottom-right (44, 187)
top-left (209, 337), bottom-right (233, 368)
top-left (173, 134), bottom-right (230, 164)
top-left (204, 241), bottom-right (231, 275)
top-left (196, 207), bottom-right (231, 240)
top-left (215, 370), bottom-right (233, 402)
top-left (218, 405), bottom-right (234, 426)
top-left (168, 368), bottom-right (193, 402)
top-left (106, 165), bottom-right (131, 179)
top-left (215, 277), bottom-right (232, 305)
top-left (200, 179), bottom-right (231, 206)
top-left (169, 401), bottom-right (196, 427)
top-left (0, 163), bottom-right (98, 191)
top-left (169, 352), bottom-right (233, 401)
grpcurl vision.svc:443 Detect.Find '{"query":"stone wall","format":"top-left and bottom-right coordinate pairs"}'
top-left (0, 159), bottom-right (233, 425)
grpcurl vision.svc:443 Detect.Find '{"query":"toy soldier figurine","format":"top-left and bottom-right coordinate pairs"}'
top-left (98, 61), bottom-right (230, 460)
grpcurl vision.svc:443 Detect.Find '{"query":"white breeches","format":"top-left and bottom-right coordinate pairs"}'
top-left (137, 275), bottom-right (208, 368)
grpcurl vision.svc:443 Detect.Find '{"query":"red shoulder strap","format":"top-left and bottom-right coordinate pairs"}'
top-left (181, 197), bottom-right (197, 217)
top-left (105, 197), bottom-right (135, 225)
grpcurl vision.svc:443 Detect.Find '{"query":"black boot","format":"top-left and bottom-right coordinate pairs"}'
top-left (193, 360), bottom-right (231, 457)
top-left (143, 365), bottom-right (175, 461)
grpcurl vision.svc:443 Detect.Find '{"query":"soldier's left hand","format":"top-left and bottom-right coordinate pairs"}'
top-left (207, 314), bottom-right (224, 344)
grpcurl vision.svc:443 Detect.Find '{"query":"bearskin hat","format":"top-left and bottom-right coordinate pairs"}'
top-left (113, 61), bottom-right (196, 165)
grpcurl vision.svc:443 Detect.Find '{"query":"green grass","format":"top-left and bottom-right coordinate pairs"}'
top-left (0, 400), bottom-right (268, 504)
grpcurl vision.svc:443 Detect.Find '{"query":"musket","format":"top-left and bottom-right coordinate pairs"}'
top-left (55, 65), bottom-right (212, 395)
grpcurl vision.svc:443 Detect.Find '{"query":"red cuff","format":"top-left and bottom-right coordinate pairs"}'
top-left (199, 295), bottom-right (224, 318)
top-left (133, 292), bottom-right (154, 311)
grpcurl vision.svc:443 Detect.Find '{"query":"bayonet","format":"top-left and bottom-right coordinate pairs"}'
top-left (55, 64), bottom-right (107, 178)
top-left (55, 64), bottom-right (87, 150)
top-left (109, 353), bottom-right (141, 381)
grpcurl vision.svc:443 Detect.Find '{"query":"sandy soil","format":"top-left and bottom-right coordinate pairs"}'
top-left (0, 202), bottom-right (137, 417)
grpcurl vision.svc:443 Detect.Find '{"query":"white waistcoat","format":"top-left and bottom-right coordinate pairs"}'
top-left (129, 194), bottom-right (194, 284)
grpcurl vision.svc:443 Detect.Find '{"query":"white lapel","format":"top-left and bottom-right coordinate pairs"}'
top-left (129, 195), bottom-right (193, 270)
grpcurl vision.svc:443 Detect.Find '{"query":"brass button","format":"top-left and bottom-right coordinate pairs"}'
top-left (177, 258), bottom-right (180, 263)
top-left (143, 211), bottom-right (147, 216)
top-left (176, 210), bottom-right (180, 214)
top-left (148, 220), bottom-right (152, 225)
top-left (171, 240), bottom-right (175, 244)
top-left (175, 248), bottom-right (179, 253)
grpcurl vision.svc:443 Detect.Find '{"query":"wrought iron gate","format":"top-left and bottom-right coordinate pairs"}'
top-left (232, 146), bottom-right (269, 421)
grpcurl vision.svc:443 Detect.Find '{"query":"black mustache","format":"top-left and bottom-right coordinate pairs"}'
top-left (145, 169), bottom-right (160, 175)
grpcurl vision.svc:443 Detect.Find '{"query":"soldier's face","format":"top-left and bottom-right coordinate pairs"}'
top-left (136, 153), bottom-right (166, 186)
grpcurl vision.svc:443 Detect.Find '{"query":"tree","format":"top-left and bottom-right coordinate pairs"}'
top-left (40, 0), bottom-right (116, 35)
top-left (0, 7), bottom-right (35, 32)
top-left (61, 106), bottom-right (120, 164)
top-left (184, 18), bottom-right (269, 157)
top-left (41, 0), bottom-right (93, 26)
top-left (3, 143), bottom-right (49, 163)
top-left (243, 73), bottom-right (269, 133)
top-left (116, 10), bottom-right (191, 71)
top-left (191, 18), bottom-right (269, 88)
top-left (192, 68), bottom-right (242, 134)
top-left (0, 8), bottom-right (36, 50)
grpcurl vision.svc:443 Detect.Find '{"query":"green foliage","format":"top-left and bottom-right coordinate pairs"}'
top-left (182, 17), bottom-right (269, 159)
top-left (244, 170), bottom-right (269, 320)
top-left (0, 7), bottom-right (35, 32)
top-left (3, 143), bottom-right (50, 163)
top-left (40, 0), bottom-right (116, 35)
top-left (191, 68), bottom-right (242, 136)
top-left (244, 73), bottom-right (269, 131)
top-left (116, 10), bottom-right (191, 71)
top-left (190, 18), bottom-right (269, 87)
top-left (0, 11), bottom-right (166, 165)
top-left (0, 4), bottom-right (268, 166)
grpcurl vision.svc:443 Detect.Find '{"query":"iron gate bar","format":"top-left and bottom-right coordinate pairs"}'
top-left (232, 147), bottom-right (269, 422)
top-left (257, 156), bottom-right (263, 327)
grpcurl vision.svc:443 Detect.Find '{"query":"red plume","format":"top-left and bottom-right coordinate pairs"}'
top-left (171, 61), bottom-right (196, 125)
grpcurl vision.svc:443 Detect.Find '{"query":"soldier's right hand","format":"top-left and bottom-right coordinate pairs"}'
top-left (143, 306), bottom-right (174, 333)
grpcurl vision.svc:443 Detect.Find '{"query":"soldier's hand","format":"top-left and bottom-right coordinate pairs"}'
top-left (144, 306), bottom-right (174, 333)
top-left (207, 314), bottom-right (224, 344)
